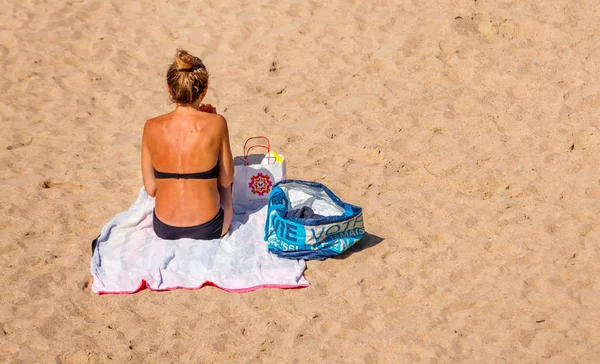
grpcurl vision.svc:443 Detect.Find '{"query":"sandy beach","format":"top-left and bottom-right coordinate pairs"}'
top-left (1, 0), bottom-right (599, 362)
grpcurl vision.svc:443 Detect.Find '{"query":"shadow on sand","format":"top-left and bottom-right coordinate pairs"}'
top-left (333, 232), bottom-right (384, 259)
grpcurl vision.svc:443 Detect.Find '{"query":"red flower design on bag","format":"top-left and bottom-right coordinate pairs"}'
top-left (249, 173), bottom-right (273, 196)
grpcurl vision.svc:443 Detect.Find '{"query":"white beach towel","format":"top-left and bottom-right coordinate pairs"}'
top-left (90, 188), bottom-right (310, 294)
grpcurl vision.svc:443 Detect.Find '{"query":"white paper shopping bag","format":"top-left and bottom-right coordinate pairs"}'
top-left (233, 137), bottom-right (286, 213)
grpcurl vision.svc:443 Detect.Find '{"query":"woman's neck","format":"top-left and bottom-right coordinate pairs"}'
top-left (175, 99), bottom-right (202, 111)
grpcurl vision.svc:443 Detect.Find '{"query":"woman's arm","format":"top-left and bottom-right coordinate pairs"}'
top-left (217, 116), bottom-right (234, 235)
top-left (218, 184), bottom-right (233, 237)
top-left (217, 115), bottom-right (234, 188)
top-left (141, 121), bottom-right (157, 197)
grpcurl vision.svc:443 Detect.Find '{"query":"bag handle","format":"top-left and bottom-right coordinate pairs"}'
top-left (244, 136), bottom-right (273, 166)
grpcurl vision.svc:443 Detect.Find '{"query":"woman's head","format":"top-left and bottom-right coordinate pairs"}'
top-left (166, 49), bottom-right (210, 104)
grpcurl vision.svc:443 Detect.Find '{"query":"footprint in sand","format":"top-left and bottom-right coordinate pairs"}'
top-left (6, 138), bottom-right (33, 151)
top-left (79, 276), bottom-right (91, 292)
top-left (0, 44), bottom-right (8, 58)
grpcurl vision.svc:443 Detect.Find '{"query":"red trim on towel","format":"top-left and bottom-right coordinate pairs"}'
top-left (93, 277), bottom-right (310, 295)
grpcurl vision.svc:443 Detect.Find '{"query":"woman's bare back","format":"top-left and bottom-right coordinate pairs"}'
top-left (142, 107), bottom-right (232, 228)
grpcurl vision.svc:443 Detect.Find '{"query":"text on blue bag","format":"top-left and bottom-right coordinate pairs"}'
top-left (268, 211), bottom-right (364, 251)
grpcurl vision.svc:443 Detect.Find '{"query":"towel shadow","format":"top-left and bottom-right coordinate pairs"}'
top-left (333, 232), bottom-right (384, 260)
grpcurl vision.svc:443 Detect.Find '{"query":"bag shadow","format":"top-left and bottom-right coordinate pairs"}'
top-left (333, 232), bottom-right (384, 259)
top-left (228, 213), bottom-right (251, 234)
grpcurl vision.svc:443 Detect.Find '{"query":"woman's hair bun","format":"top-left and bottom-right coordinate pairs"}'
top-left (175, 49), bottom-right (197, 71)
top-left (167, 49), bottom-right (210, 104)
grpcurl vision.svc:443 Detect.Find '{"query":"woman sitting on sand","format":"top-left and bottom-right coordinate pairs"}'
top-left (141, 49), bottom-right (234, 240)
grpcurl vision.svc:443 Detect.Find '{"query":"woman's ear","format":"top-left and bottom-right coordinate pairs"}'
top-left (197, 87), bottom-right (208, 103)
top-left (166, 85), bottom-right (172, 94)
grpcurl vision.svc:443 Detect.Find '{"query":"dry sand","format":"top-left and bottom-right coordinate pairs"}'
top-left (1, 0), bottom-right (600, 362)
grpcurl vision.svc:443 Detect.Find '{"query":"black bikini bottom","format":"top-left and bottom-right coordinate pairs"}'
top-left (153, 208), bottom-right (224, 240)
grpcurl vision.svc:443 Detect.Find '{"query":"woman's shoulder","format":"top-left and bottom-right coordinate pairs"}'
top-left (201, 111), bottom-right (227, 122)
top-left (144, 113), bottom-right (171, 131)
top-left (197, 112), bottom-right (228, 131)
top-left (149, 111), bottom-right (174, 123)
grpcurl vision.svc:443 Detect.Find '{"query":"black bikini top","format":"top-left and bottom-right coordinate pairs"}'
top-left (154, 162), bottom-right (219, 180)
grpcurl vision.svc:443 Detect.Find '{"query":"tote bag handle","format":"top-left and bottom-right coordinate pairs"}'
top-left (243, 136), bottom-right (273, 166)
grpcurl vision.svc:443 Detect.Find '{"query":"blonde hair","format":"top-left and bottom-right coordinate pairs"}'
top-left (166, 49), bottom-right (210, 104)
